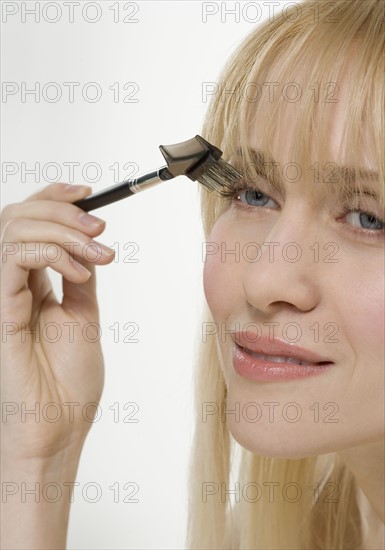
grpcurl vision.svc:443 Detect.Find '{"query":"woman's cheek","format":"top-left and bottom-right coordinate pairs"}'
top-left (203, 219), bottom-right (237, 319)
top-left (344, 273), bottom-right (385, 364)
top-left (203, 234), bottom-right (226, 318)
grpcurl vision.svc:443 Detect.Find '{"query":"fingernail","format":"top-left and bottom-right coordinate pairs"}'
top-left (74, 261), bottom-right (91, 277)
top-left (78, 212), bottom-right (105, 227)
top-left (99, 243), bottom-right (115, 257)
top-left (87, 241), bottom-right (115, 259)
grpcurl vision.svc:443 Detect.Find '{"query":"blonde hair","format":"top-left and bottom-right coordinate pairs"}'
top-left (187, 1), bottom-right (384, 548)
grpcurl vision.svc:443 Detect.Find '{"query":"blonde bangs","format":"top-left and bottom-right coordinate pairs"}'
top-left (200, 0), bottom-right (385, 237)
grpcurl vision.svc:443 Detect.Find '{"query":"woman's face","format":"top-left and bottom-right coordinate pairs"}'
top-left (203, 73), bottom-right (385, 459)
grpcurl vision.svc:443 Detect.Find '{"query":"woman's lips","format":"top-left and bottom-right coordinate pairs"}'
top-left (244, 350), bottom-right (323, 367)
top-left (231, 332), bottom-right (335, 382)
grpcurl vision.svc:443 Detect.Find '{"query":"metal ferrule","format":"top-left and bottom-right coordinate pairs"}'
top-left (128, 167), bottom-right (168, 194)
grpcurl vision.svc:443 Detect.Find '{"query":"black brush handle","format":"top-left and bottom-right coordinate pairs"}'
top-left (73, 166), bottom-right (172, 212)
top-left (73, 181), bottom-right (135, 212)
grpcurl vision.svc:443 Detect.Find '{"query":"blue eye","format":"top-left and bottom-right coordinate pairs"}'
top-left (237, 189), bottom-right (278, 208)
top-left (344, 210), bottom-right (384, 231)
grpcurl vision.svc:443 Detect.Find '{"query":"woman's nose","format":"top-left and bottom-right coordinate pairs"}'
top-left (241, 212), bottom-right (322, 315)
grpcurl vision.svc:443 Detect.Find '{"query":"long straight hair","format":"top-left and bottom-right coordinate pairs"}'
top-left (187, 1), bottom-right (384, 548)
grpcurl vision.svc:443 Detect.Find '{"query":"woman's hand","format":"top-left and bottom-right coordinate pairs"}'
top-left (1, 182), bottom-right (115, 463)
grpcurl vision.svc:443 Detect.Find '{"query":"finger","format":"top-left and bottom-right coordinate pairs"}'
top-left (2, 217), bottom-right (115, 265)
top-left (1, 240), bottom-right (93, 326)
top-left (1, 199), bottom-right (107, 239)
top-left (61, 255), bottom-right (100, 319)
top-left (27, 267), bottom-right (58, 326)
top-left (1, 219), bottom-right (114, 300)
top-left (24, 182), bottom-right (93, 204)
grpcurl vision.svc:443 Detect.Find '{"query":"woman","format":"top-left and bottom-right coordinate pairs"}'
top-left (2, 0), bottom-right (384, 548)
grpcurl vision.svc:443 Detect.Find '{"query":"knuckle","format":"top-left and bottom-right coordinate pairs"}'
top-left (63, 228), bottom-right (86, 247)
top-left (37, 182), bottom-right (68, 197)
top-left (29, 182), bottom-right (68, 200)
top-left (52, 182), bottom-right (69, 190)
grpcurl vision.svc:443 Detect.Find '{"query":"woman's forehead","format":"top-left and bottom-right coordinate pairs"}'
top-left (245, 68), bottom-right (375, 172)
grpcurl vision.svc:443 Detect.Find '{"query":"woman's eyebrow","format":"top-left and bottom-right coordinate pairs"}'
top-left (230, 148), bottom-right (285, 194)
top-left (231, 147), bottom-right (380, 199)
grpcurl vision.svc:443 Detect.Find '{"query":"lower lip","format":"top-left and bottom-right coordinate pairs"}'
top-left (232, 343), bottom-right (334, 382)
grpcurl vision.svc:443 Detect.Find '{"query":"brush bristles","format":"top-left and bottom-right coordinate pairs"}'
top-left (197, 158), bottom-right (243, 195)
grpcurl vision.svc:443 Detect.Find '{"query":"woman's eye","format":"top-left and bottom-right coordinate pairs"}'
top-left (344, 210), bottom-right (385, 231)
top-left (236, 188), bottom-right (278, 209)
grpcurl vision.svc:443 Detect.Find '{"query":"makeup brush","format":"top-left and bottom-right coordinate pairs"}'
top-left (73, 135), bottom-right (242, 212)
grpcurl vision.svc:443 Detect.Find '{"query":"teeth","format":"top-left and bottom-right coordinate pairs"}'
top-left (247, 350), bottom-right (317, 367)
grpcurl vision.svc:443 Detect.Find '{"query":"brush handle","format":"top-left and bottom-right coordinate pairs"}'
top-left (73, 166), bottom-right (172, 212)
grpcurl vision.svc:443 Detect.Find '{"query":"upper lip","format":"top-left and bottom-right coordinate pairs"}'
top-left (232, 332), bottom-right (334, 364)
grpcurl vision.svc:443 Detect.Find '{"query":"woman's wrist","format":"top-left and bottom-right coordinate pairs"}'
top-left (2, 441), bottom-right (84, 478)
top-left (1, 445), bottom-right (84, 550)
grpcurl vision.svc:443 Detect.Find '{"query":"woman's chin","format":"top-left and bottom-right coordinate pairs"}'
top-left (226, 416), bottom-right (340, 460)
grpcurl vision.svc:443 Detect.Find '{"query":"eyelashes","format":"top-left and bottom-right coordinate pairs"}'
top-left (224, 183), bottom-right (385, 241)
top-left (336, 207), bottom-right (385, 240)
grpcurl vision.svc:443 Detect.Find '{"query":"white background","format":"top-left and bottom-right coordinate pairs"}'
top-left (1, 2), bottom-right (292, 548)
